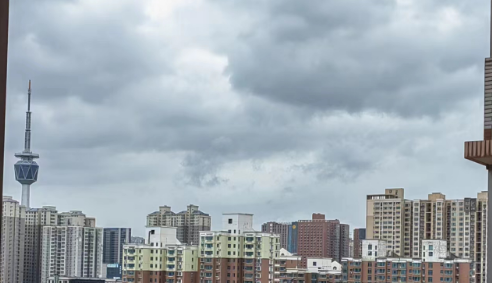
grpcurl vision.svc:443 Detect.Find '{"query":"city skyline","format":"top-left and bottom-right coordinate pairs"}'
top-left (2, 0), bottom-right (491, 238)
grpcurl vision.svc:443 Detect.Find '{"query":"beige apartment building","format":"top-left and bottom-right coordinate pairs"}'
top-left (366, 188), bottom-right (488, 283)
top-left (147, 204), bottom-right (211, 245)
top-left (24, 206), bottom-right (59, 283)
top-left (1, 196), bottom-right (26, 283)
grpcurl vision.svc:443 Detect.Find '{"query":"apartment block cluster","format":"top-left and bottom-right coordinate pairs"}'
top-left (0, 200), bottom-right (210, 283)
top-left (2, 187), bottom-right (485, 283)
top-left (366, 188), bottom-right (487, 283)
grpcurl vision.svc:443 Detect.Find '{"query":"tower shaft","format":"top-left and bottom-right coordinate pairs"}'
top-left (21, 184), bottom-right (30, 208)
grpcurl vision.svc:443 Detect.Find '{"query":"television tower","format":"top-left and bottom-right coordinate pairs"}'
top-left (14, 80), bottom-right (39, 208)
top-left (464, 1), bottom-right (492, 282)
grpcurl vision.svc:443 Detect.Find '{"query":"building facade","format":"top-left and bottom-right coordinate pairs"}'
top-left (297, 214), bottom-right (350, 262)
top-left (1, 196), bottom-right (26, 283)
top-left (353, 228), bottom-right (366, 259)
top-left (147, 204), bottom-right (211, 245)
top-left (366, 188), bottom-right (487, 282)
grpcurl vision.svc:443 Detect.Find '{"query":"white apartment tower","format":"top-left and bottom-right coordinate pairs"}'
top-left (40, 211), bottom-right (103, 283)
top-left (1, 196), bottom-right (26, 283)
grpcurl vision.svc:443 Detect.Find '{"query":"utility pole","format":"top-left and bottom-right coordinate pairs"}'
top-left (0, 0), bottom-right (10, 261)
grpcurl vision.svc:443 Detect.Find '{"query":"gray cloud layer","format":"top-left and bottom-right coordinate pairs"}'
top-left (2, 0), bottom-right (489, 235)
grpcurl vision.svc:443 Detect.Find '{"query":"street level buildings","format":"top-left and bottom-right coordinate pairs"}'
top-left (147, 204), bottom-right (211, 245)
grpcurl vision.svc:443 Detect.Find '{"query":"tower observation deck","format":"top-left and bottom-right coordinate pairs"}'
top-left (14, 80), bottom-right (39, 208)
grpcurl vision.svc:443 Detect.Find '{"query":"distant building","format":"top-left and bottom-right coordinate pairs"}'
top-left (353, 228), bottom-right (366, 258)
top-left (146, 204), bottom-right (211, 245)
top-left (130, 236), bottom-right (145, 244)
top-left (348, 238), bottom-right (354, 258)
top-left (103, 228), bottom-right (131, 278)
top-left (261, 221), bottom-right (299, 254)
top-left (288, 222), bottom-right (299, 254)
top-left (261, 221), bottom-right (290, 249)
top-left (1, 196), bottom-right (26, 283)
top-left (297, 214), bottom-right (350, 262)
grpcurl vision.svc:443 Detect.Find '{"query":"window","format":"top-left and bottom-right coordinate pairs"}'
top-left (229, 219), bottom-right (233, 224)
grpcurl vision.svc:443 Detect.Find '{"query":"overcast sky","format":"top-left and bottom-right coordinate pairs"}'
top-left (3, 0), bottom-right (490, 236)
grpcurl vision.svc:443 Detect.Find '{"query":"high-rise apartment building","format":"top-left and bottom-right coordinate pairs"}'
top-left (147, 204), bottom-right (211, 245)
top-left (366, 188), bottom-right (488, 283)
top-left (24, 206), bottom-right (59, 283)
top-left (103, 228), bottom-right (131, 279)
top-left (297, 214), bottom-right (350, 262)
top-left (353, 228), bottom-right (366, 258)
top-left (40, 211), bottom-right (103, 283)
top-left (1, 196), bottom-right (26, 283)
top-left (103, 228), bottom-right (131, 264)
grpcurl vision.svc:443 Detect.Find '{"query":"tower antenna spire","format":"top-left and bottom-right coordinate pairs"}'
top-left (24, 79), bottom-right (31, 153)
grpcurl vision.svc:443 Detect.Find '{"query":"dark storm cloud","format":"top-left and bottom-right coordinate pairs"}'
top-left (219, 0), bottom-right (488, 117)
top-left (8, 0), bottom-right (166, 104)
